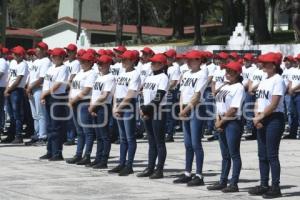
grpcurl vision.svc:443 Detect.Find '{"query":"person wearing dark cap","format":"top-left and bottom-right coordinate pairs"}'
top-left (207, 61), bottom-right (245, 193)
top-left (88, 55), bottom-right (115, 169)
top-left (65, 53), bottom-right (97, 165)
top-left (173, 50), bottom-right (208, 186)
top-left (39, 48), bottom-right (69, 161)
top-left (25, 42), bottom-right (51, 145)
top-left (109, 50), bottom-right (141, 176)
top-left (136, 53), bottom-right (169, 179)
top-left (3, 46), bottom-right (29, 144)
top-left (248, 53), bottom-right (285, 198)
top-left (64, 44), bottom-right (81, 146)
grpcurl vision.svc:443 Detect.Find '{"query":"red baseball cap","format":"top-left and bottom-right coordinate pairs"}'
top-left (65, 44), bottom-right (77, 52)
top-left (11, 46), bottom-right (26, 56)
top-left (97, 49), bottom-right (107, 56)
top-left (119, 50), bottom-right (136, 61)
top-left (97, 55), bottom-right (113, 64)
top-left (244, 53), bottom-right (255, 61)
top-left (113, 46), bottom-right (127, 53)
top-left (284, 56), bottom-right (297, 63)
top-left (164, 49), bottom-right (177, 58)
top-left (203, 51), bottom-right (213, 59)
top-left (106, 49), bottom-right (114, 57)
top-left (51, 48), bottom-right (66, 57)
top-left (27, 48), bottom-right (36, 55)
top-left (86, 48), bottom-right (97, 56)
top-left (295, 54), bottom-right (300, 61)
top-left (176, 53), bottom-right (186, 59)
top-left (217, 52), bottom-right (229, 60)
top-left (258, 52), bottom-right (282, 65)
top-left (223, 61), bottom-right (242, 73)
top-left (36, 42), bottom-right (48, 50)
top-left (132, 50), bottom-right (140, 60)
top-left (0, 47), bottom-right (9, 54)
top-left (141, 47), bottom-right (154, 55)
top-left (149, 53), bottom-right (167, 64)
top-left (229, 52), bottom-right (240, 59)
top-left (79, 52), bottom-right (95, 62)
top-left (77, 49), bottom-right (86, 57)
top-left (185, 50), bottom-right (204, 60)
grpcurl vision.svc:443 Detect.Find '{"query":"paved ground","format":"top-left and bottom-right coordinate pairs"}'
top-left (0, 134), bottom-right (299, 200)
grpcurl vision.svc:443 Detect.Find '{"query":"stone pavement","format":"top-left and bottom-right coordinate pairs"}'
top-left (0, 134), bottom-right (299, 200)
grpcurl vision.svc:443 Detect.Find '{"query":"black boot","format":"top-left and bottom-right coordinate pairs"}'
top-left (108, 164), bottom-right (125, 173)
top-left (173, 174), bottom-right (192, 184)
top-left (1, 135), bottom-right (15, 143)
top-left (49, 154), bottom-right (64, 161)
top-left (262, 186), bottom-right (282, 199)
top-left (207, 182), bottom-right (227, 190)
top-left (76, 155), bottom-right (91, 165)
top-left (11, 135), bottom-right (23, 144)
top-left (137, 168), bottom-right (154, 178)
top-left (187, 176), bottom-right (205, 187)
top-left (118, 166), bottom-right (134, 176)
top-left (39, 153), bottom-right (52, 160)
top-left (93, 162), bottom-right (108, 169)
top-left (86, 160), bottom-right (100, 167)
top-left (222, 184), bottom-right (239, 193)
top-left (149, 169), bottom-right (164, 179)
top-left (248, 185), bottom-right (270, 196)
top-left (66, 155), bottom-right (82, 164)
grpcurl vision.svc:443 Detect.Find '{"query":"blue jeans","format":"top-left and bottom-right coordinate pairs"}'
top-left (0, 87), bottom-right (5, 131)
top-left (66, 113), bottom-right (76, 142)
top-left (218, 120), bottom-right (242, 185)
top-left (45, 94), bottom-right (67, 156)
top-left (166, 89), bottom-right (178, 136)
top-left (243, 93), bottom-right (256, 135)
top-left (204, 87), bottom-right (215, 132)
top-left (143, 107), bottom-right (167, 170)
top-left (257, 112), bottom-right (284, 187)
top-left (7, 88), bottom-right (24, 137)
top-left (291, 93), bottom-right (300, 137)
top-left (28, 88), bottom-right (47, 139)
top-left (93, 104), bottom-right (112, 163)
top-left (116, 100), bottom-right (137, 168)
top-left (182, 105), bottom-right (205, 174)
top-left (73, 101), bottom-right (95, 157)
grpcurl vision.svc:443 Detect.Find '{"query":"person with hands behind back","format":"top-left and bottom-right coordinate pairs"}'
top-left (207, 61), bottom-right (245, 193)
top-left (248, 53), bottom-right (285, 199)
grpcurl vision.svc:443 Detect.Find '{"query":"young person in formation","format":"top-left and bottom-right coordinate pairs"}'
top-left (109, 50), bottom-right (141, 176)
top-left (88, 55), bottom-right (115, 169)
top-left (39, 48), bottom-right (69, 161)
top-left (248, 53), bottom-right (286, 199)
top-left (207, 61), bottom-right (245, 193)
top-left (66, 52), bottom-right (97, 165)
top-left (173, 50), bottom-right (208, 187)
top-left (136, 53), bottom-right (169, 179)
top-left (4, 46), bottom-right (29, 144)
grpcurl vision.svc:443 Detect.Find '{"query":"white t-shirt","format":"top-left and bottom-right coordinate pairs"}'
top-left (180, 63), bottom-right (190, 76)
top-left (256, 74), bottom-right (285, 113)
top-left (250, 68), bottom-right (267, 90)
top-left (180, 68), bottom-right (208, 104)
top-left (242, 64), bottom-right (257, 87)
top-left (206, 62), bottom-right (217, 77)
top-left (143, 72), bottom-right (169, 105)
top-left (42, 64), bottom-right (69, 94)
top-left (212, 66), bottom-right (227, 91)
top-left (167, 63), bottom-right (181, 81)
top-left (215, 83), bottom-right (245, 116)
top-left (111, 62), bottom-right (124, 77)
top-left (28, 57), bottom-right (51, 86)
top-left (288, 67), bottom-right (300, 92)
top-left (115, 69), bottom-right (141, 99)
top-left (282, 67), bottom-right (293, 87)
top-left (91, 73), bottom-right (115, 104)
top-left (69, 69), bottom-right (97, 99)
top-left (138, 62), bottom-right (152, 85)
top-left (0, 58), bottom-right (9, 87)
top-left (64, 59), bottom-right (81, 80)
top-left (8, 60), bottom-right (29, 88)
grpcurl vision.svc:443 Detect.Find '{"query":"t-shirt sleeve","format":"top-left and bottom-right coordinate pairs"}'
top-left (195, 75), bottom-right (208, 95)
top-left (169, 66), bottom-right (181, 81)
top-left (103, 76), bottom-right (116, 92)
top-left (272, 77), bottom-right (285, 96)
top-left (39, 59), bottom-right (51, 78)
top-left (17, 62), bottom-right (27, 76)
top-left (230, 85), bottom-right (245, 108)
top-left (0, 59), bottom-right (8, 73)
top-left (55, 67), bottom-right (68, 83)
top-left (158, 75), bottom-right (169, 91)
top-left (128, 72), bottom-right (141, 91)
top-left (71, 61), bottom-right (81, 75)
top-left (84, 72), bottom-right (97, 88)
top-left (208, 64), bottom-right (216, 77)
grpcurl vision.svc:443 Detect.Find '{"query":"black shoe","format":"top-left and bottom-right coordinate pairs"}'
top-left (248, 185), bottom-right (270, 196)
top-left (137, 168), bottom-right (154, 177)
top-left (245, 135), bottom-right (257, 140)
top-left (222, 184), bottom-right (239, 193)
top-left (262, 186), bottom-right (282, 199)
top-left (173, 174), bottom-right (193, 184)
top-left (24, 138), bottom-right (38, 146)
top-left (207, 182), bottom-right (227, 190)
top-left (76, 156), bottom-right (91, 165)
top-left (282, 134), bottom-right (297, 139)
top-left (66, 155), bottom-right (82, 164)
top-left (85, 160), bottom-right (100, 167)
top-left (64, 140), bottom-right (75, 146)
top-left (143, 135), bottom-right (148, 140)
top-left (49, 154), bottom-right (64, 161)
top-left (135, 133), bottom-right (144, 139)
top-left (118, 166), bottom-right (134, 176)
top-left (1, 136), bottom-right (15, 143)
top-left (33, 139), bottom-right (47, 146)
top-left (11, 136), bottom-right (23, 144)
top-left (108, 165), bottom-right (125, 173)
top-left (207, 135), bottom-right (217, 142)
top-left (39, 153), bottom-right (52, 160)
top-left (149, 169), bottom-right (163, 179)
top-left (93, 162), bottom-right (108, 169)
top-left (187, 176), bottom-right (205, 187)
top-left (165, 135), bottom-right (174, 143)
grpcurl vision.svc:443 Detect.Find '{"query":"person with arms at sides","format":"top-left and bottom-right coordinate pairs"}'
top-left (4, 46), bottom-right (29, 144)
top-left (39, 48), bottom-right (69, 161)
top-left (207, 61), bottom-right (245, 193)
top-left (248, 53), bottom-right (286, 198)
top-left (109, 50), bottom-right (141, 176)
top-left (212, 52), bottom-right (229, 97)
top-left (136, 54), bottom-right (169, 179)
top-left (25, 42), bottom-right (51, 145)
top-left (64, 44), bottom-right (81, 146)
top-left (65, 52), bottom-right (97, 165)
top-left (173, 50), bottom-right (208, 187)
top-left (111, 46), bottom-right (127, 77)
top-left (88, 55), bottom-right (115, 169)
